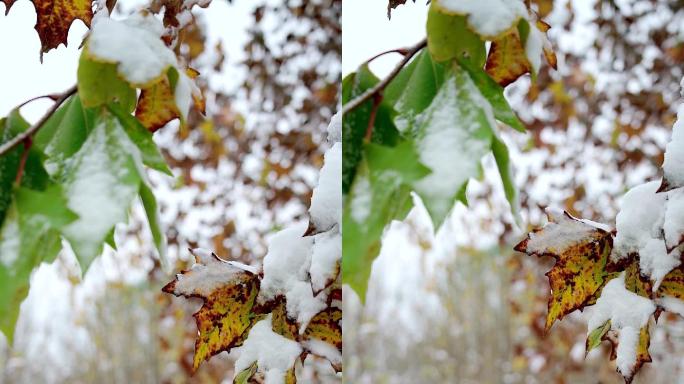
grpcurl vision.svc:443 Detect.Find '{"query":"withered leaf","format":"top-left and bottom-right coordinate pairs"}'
top-left (485, 28), bottom-right (531, 87)
top-left (657, 265), bottom-right (684, 300)
top-left (387, 0), bottom-right (415, 18)
top-left (33, 0), bottom-right (93, 58)
top-left (162, 249), bottom-right (263, 371)
top-left (514, 209), bottom-right (613, 331)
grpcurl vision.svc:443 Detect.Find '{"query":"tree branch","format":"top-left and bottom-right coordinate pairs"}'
top-left (342, 38), bottom-right (426, 116)
top-left (0, 85), bottom-right (77, 157)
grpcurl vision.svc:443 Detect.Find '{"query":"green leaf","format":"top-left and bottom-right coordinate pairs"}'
top-left (108, 103), bottom-right (173, 176)
top-left (411, 65), bottom-right (495, 228)
top-left (457, 58), bottom-right (526, 132)
top-left (491, 135), bottom-right (521, 224)
top-left (0, 185), bottom-right (77, 343)
top-left (77, 48), bottom-right (137, 113)
top-left (586, 320), bottom-right (610, 353)
top-left (0, 111), bottom-right (51, 224)
top-left (61, 110), bottom-right (143, 271)
top-left (105, 227), bottom-right (117, 250)
top-left (343, 141), bottom-right (429, 300)
top-left (140, 181), bottom-right (169, 271)
top-left (426, 4), bottom-right (485, 66)
top-left (233, 361), bottom-right (258, 384)
top-left (384, 49), bottom-right (446, 136)
top-left (341, 66), bottom-right (400, 194)
top-left (34, 95), bottom-right (97, 177)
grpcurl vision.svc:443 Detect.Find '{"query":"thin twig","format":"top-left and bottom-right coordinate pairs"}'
top-left (364, 93), bottom-right (383, 141)
top-left (342, 38), bottom-right (427, 116)
top-left (0, 85), bottom-right (77, 157)
top-left (364, 48), bottom-right (410, 65)
top-left (14, 138), bottom-right (32, 185)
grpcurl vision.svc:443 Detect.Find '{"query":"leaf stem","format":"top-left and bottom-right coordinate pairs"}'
top-left (342, 38), bottom-right (426, 116)
top-left (0, 85), bottom-right (77, 157)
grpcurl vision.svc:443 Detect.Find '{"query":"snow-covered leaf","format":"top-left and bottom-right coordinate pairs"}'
top-left (457, 58), bottom-right (526, 132)
top-left (412, 65), bottom-right (495, 228)
top-left (162, 248), bottom-right (263, 371)
top-left (61, 111), bottom-right (143, 271)
top-left (515, 209), bottom-right (614, 330)
top-left (432, 0), bottom-right (528, 39)
top-left (77, 48), bottom-right (137, 112)
top-left (309, 142), bottom-right (341, 232)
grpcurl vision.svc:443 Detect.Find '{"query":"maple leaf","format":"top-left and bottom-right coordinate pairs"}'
top-left (2, 0), bottom-right (14, 15)
top-left (32, 0), bottom-right (93, 58)
top-left (657, 265), bottom-right (684, 300)
top-left (514, 209), bottom-right (613, 331)
top-left (162, 248), bottom-right (263, 371)
top-left (592, 323), bottom-right (651, 384)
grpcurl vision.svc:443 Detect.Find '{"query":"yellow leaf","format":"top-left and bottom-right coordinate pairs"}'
top-left (485, 28), bottom-right (531, 87)
top-left (514, 210), bottom-right (613, 331)
top-left (136, 75), bottom-right (180, 132)
top-left (304, 307), bottom-right (341, 373)
top-left (162, 251), bottom-right (263, 371)
top-left (657, 265), bottom-right (684, 299)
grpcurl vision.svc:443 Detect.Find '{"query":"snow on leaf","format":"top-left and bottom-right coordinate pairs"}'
top-left (61, 111), bottom-right (143, 271)
top-left (457, 58), bottom-right (526, 132)
top-left (514, 209), bottom-right (614, 331)
top-left (432, 0), bottom-right (528, 39)
top-left (233, 315), bottom-right (302, 384)
top-left (32, 0), bottom-right (93, 58)
top-left (310, 228), bottom-right (341, 294)
top-left (87, 13), bottom-right (177, 87)
top-left (660, 104), bottom-right (684, 191)
top-left (426, 5), bottom-right (485, 66)
top-left (77, 48), bottom-right (137, 112)
top-left (162, 248), bottom-right (263, 371)
top-left (309, 142), bottom-right (342, 232)
top-left (664, 188), bottom-right (684, 251)
top-left (585, 273), bottom-right (654, 383)
top-left (412, 65), bottom-right (495, 228)
top-left (259, 224), bottom-right (326, 331)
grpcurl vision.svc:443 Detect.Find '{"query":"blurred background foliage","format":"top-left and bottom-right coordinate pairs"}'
top-left (344, 0), bottom-right (684, 383)
top-left (0, 0), bottom-right (340, 383)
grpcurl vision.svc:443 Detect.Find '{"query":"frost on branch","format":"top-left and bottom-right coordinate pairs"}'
top-left (516, 80), bottom-right (684, 383)
top-left (163, 114), bottom-right (342, 382)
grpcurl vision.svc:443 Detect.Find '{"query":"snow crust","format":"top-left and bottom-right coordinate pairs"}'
top-left (434, 0), bottom-right (528, 38)
top-left (612, 181), bottom-right (681, 287)
top-left (309, 229), bottom-right (341, 293)
top-left (662, 104), bottom-right (684, 189)
top-left (585, 273), bottom-right (655, 377)
top-left (234, 315), bottom-right (302, 384)
top-left (259, 225), bottom-right (325, 330)
top-left (309, 142), bottom-right (342, 231)
top-left (664, 188), bottom-right (684, 250)
top-left (171, 248), bottom-right (253, 297)
top-left (526, 208), bottom-right (602, 254)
